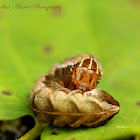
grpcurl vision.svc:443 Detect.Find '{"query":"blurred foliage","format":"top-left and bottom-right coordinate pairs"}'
top-left (0, 0), bottom-right (140, 139)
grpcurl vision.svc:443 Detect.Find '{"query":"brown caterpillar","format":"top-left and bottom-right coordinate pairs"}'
top-left (29, 54), bottom-right (120, 128)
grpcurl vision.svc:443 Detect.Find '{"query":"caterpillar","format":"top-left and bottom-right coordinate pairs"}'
top-left (29, 54), bottom-right (120, 128)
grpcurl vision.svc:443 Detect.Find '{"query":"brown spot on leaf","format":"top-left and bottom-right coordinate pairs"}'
top-left (51, 132), bottom-right (60, 135)
top-left (43, 45), bottom-right (53, 54)
top-left (136, 101), bottom-right (140, 106)
top-left (51, 6), bottom-right (63, 17)
top-left (2, 91), bottom-right (12, 95)
top-left (71, 138), bottom-right (75, 140)
top-left (131, 0), bottom-right (140, 5)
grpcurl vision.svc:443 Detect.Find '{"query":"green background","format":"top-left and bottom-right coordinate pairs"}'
top-left (0, 0), bottom-right (140, 139)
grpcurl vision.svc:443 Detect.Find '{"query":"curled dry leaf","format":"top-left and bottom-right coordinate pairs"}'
top-left (29, 54), bottom-right (120, 128)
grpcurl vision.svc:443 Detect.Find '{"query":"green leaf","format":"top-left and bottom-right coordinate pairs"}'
top-left (41, 125), bottom-right (140, 140)
top-left (0, 0), bottom-right (140, 139)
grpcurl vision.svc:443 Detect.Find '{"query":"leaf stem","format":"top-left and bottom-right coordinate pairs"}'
top-left (18, 121), bottom-right (48, 140)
